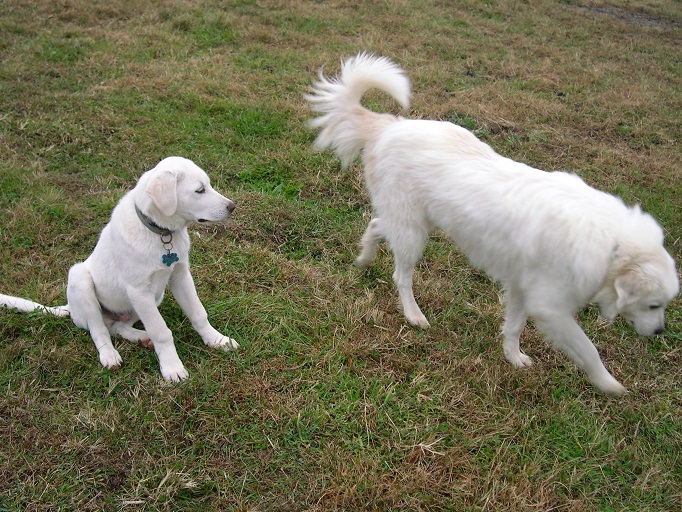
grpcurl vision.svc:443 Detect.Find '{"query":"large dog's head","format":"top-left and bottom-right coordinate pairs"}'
top-left (137, 157), bottom-right (235, 229)
top-left (597, 246), bottom-right (679, 336)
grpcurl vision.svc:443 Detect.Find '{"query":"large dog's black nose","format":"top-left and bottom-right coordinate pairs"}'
top-left (654, 326), bottom-right (664, 335)
top-left (227, 200), bottom-right (236, 214)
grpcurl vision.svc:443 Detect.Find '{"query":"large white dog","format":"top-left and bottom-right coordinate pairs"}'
top-left (306, 53), bottom-right (679, 396)
top-left (0, 156), bottom-right (239, 381)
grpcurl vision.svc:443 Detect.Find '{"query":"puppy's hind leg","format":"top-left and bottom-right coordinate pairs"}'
top-left (356, 218), bottom-right (384, 269)
top-left (111, 321), bottom-right (153, 350)
top-left (67, 263), bottom-right (122, 370)
top-left (501, 286), bottom-right (533, 368)
top-left (388, 225), bottom-right (430, 328)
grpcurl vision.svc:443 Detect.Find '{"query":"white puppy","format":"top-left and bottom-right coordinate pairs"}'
top-left (306, 53), bottom-right (679, 396)
top-left (0, 156), bottom-right (239, 381)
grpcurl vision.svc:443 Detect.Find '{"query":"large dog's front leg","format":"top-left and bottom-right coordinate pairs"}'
top-left (533, 312), bottom-right (626, 397)
top-left (170, 267), bottom-right (239, 351)
top-left (127, 287), bottom-right (188, 382)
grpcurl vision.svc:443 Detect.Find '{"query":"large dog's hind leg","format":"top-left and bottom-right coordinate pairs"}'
top-left (388, 226), bottom-right (430, 328)
top-left (356, 218), bottom-right (384, 269)
top-left (170, 267), bottom-right (239, 351)
top-left (67, 263), bottom-right (122, 370)
top-left (533, 312), bottom-right (626, 397)
top-left (502, 286), bottom-right (533, 368)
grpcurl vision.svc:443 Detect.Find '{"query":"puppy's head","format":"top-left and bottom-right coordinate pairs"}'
top-left (600, 247), bottom-right (679, 336)
top-left (142, 156), bottom-right (235, 227)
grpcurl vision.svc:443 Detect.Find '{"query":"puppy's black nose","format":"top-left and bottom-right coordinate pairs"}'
top-left (654, 326), bottom-right (664, 335)
top-left (227, 200), bottom-right (236, 214)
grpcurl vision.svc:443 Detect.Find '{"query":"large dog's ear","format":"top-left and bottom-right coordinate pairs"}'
top-left (146, 170), bottom-right (178, 217)
top-left (614, 266), bottom-right (652, 310)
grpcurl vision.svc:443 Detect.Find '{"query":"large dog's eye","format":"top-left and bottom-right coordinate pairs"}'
top-left (196, 186), bottom-right (205, 194)
top-left (649, 304), bottom-right (661, 310)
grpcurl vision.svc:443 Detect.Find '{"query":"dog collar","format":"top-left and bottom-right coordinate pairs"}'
top-left (135, 205), bottom-right (179, 267)
top-left (135, 204), bottom-right (174, 236)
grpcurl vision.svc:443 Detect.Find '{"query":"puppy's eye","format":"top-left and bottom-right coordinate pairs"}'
top-left (196, 187), bottom-right (205, 194)
top-left (649, 305), bottom-right (661, 310)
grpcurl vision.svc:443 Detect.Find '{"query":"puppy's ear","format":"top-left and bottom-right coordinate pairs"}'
top-left (146, 170), bottom-right (178, 217)
top-left (614, 266), bottom-right (651, 310)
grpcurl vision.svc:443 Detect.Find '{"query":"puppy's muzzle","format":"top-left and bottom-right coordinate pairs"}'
top-left (198, 200), bottom-right (235, 223)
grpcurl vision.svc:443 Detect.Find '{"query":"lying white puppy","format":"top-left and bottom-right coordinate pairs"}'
top-left (306, 53), bottom-right (679, 396)
top-left (0, 156), bottom-right (239, 381)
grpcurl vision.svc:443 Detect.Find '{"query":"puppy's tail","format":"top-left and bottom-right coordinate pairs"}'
top-left (0, 293), bottom-right (69, 317)
top-left (305, 52), bottom-right (411, 169)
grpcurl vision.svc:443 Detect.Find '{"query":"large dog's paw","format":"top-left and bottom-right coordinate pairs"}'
top-left (99, 348), bottom-right (122, 370)
top-left (592, 374), bottom-right (627, 398)
top-left (355, 254), bottom-right (373, 270)
top-left (405, 311), bottom-right (430, 329)
top-left (401, 299), bottom-right (430, 328)
top-left (161, 363), bottom-right (189, 382)
top-left (205, 334), bottom-right (240, 352)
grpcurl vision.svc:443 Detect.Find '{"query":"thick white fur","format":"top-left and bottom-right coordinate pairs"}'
top-left (0, 157), bottom-right (239, 382)
top-left (306, 53), bottom-right (679, 397)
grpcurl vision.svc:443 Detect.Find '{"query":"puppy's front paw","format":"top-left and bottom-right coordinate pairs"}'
top-left (205, 334), bottom-right (240, 352)
top-left (506, 351), bottom-right (533, 368)
top-left (99, 348), bottom-right (122, 370)
top-left (161, 363), bottom-right (189, 382)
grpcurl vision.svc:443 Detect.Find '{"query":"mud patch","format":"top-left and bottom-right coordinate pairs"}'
top-left (569, 4), bottom-right (681, 29)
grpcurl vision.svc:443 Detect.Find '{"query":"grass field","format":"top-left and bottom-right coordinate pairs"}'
top-left (1, 0), bottom-right (681, 510)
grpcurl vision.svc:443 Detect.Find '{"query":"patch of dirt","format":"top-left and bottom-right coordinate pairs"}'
top-left (569, 4), bottom-right (681, 29)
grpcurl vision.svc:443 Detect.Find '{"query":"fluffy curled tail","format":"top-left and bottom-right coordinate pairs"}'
top-left (305, 52), bottom-right (411, 168)
top-left (0, 293), bottom-right (69, 317)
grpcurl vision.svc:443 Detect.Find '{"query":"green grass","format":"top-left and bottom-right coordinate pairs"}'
top-left (1, 1), bottom-right (681, 510)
